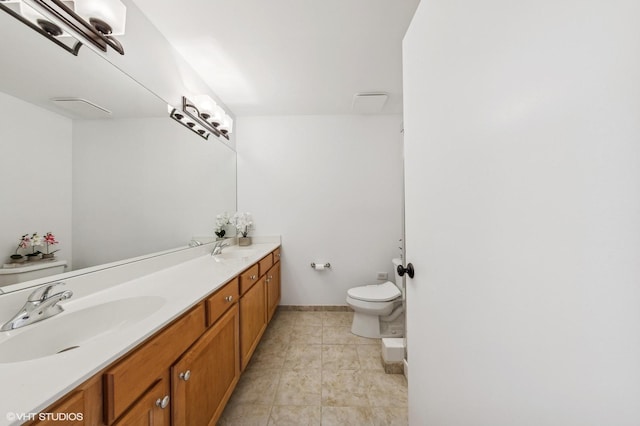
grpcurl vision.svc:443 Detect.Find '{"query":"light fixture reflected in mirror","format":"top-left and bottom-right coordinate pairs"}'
top-left (0, 0), bottom-right (127, 56)
top-left (169, 96), bottom-right (233, 141)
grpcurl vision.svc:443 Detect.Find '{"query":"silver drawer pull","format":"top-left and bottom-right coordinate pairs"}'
top-left (268, 275), bottom-right (273, 280)
top-left (250, 275), bottom-right (257, 280)
top-left (224, 295), bottom-right (234, 302)
top-left (179, 370), bottom-right (191, 381)
top-left (156, 395), bottom-right (170, 409)
top-left (265, 278), bottom-right (270, 284)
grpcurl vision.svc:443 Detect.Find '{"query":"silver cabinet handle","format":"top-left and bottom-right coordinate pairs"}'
top-left (224, 295), bottom-right (234, 302)
top-left (250, 275), bottom-right (257, 280)
top-left (265, 278), bottom-right (270, 284)
top-left (179, 370), bottom-right (191, 381)
top-left (156, 395), bottom-right (170, 409)
top-left (268, 275), bottom-right (273, 280)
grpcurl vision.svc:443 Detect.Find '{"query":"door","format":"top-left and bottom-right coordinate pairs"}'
top-left (403, 1), bottom-right (640, 425)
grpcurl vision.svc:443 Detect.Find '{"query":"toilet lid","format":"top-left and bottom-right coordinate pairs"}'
top-left (347, 281), bottom-right (401, 302)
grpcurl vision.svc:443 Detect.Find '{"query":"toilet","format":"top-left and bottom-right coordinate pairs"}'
top-left (346, 258), bottom-right (405, 338)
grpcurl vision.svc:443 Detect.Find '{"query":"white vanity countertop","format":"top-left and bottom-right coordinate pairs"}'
top-left (0, 241), bottom-right (280, 426)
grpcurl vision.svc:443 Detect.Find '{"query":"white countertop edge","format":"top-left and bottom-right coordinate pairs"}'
top-left (0, 238), bottom-right (281, 426)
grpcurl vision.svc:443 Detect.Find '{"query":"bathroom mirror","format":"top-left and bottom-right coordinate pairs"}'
top-left (0, 8), bottom-right (237, 288)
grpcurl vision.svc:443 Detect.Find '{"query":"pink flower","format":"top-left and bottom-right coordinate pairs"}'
top-left (44, 232), bottom-right (58, 245)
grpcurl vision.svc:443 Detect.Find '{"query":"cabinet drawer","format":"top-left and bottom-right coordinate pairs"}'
top-left (258, 254), bottom-right (273, 277)
top-left (207, 278), bottom-right (239, 326)
top-left (273, 247), bottom-right (281, 263)
top-left (104, 304), bottom-right (206, 424)
top-left (239, 264), bottom-right (260, 295)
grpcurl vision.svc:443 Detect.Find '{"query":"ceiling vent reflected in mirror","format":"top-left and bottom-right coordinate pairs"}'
top-left (0, 0), bottom-right (127, 56)
top-left (352, 92), bottom-right (389, 114)
top-left (50, 97), bottom-right (112, 119)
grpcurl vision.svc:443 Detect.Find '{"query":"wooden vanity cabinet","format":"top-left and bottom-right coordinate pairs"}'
top-left (103, 305), bottom-right (205, 424)
top-left (171, 304), bottom-right (239, 426)
top-left (266, 261), bottom-right (281, 322)
top-left (28, 370), bottom-right (103, 425)
top-left (27, 246), bottom-right (280, 426)
top-left (113, 376), bottom-right (170, 426)
top-left (239, 275), bottom-right (267, 371)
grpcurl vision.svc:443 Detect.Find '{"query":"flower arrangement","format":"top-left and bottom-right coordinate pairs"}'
top-left (230, 212), bottom-right (253, 238)
top-left (9, 232), bottom-right (60, 262)
top-left (43, 232), bottom-right (59, 255)
top-left (16, 234), bottom-right (30, 253)
top-left (214, 212), bottom-right (231, 239)
top-left (26, 232), bottom-right (42, 259)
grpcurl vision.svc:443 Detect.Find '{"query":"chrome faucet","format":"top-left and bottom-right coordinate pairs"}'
top-left (211, 240), bottom-right (231, 256)
top-left (1, 282), bottom-right (73, 331)
top-left (189, 239), bottom-right (203, 247)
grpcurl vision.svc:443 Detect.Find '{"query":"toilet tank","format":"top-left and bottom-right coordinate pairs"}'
top-left (0, 260), bottom-right (67, 287)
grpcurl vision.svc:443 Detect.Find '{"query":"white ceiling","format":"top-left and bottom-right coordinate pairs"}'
top-left (131, 0), bottom-right (420, 116)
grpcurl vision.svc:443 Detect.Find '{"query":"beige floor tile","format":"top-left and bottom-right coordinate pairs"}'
top-left (322, 311), bottom-right (354, 327)
top-left (284, 343), bottom-right (322, 370)
top-left (274, 369), bottom-right (321, 406)
top-left (290, 325), bottom-right (323, 344)
top-left (277, 311), bottom-right (324, 326)
top-left (261, 323), bottom-right (294, 346)
top-left (323, 326), bottom-right (380, 345)
top-left (363, 371), bottom-right (408, 407)
top-left (268, 406), bottom-right (321, 425)
top-left (246, 345), bottom-right (287, 371)
top-left (321, 406), bottom-right (374, 426)
top-left (321, 370), bottom-right (369, 407)
top-left (357, 345), bottom-right (385, 371)
top-left (371, 406), bottom-right (409, 426)
top-left (227, 369), bottom-right (281, 406)
top-left (218, 403), bottom-right (271, 426)
top-left (322, 345), bottom-right (360, 370)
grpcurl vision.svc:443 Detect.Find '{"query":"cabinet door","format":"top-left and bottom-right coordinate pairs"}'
top-left (114, 377), bottom-right (170, 426)
top-left (266, 261), bottom-right (281, 323)
top-left (239, 276), bottom-right (267, 370)
top-left (172, 304), bottom-right (240, 426)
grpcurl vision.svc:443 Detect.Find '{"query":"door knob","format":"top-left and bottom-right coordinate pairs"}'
top-left (397, 263), bottom-right (415, 279)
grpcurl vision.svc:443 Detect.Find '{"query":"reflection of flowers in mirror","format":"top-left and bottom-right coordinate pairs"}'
top-left (214, 212), bottom-right (231, 239)
top-left (43, 232), bottom-right (60, 255)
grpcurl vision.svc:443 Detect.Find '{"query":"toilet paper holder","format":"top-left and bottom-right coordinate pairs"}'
top-left (310, 262), bottom-right (331, 269)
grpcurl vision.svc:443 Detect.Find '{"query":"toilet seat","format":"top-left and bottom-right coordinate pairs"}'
top-left (347, 281), bottom-right (400, 302)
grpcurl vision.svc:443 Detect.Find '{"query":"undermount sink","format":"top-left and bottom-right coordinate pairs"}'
top-left (0, 295), bottom-right (165, 363)
top-left (213, 248), bottom-right (258, 261)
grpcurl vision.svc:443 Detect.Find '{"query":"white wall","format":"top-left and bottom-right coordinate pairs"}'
top-left (0, 92), bottom-right (73, 265)
top-left (72, 118), bottom-right (236, 269)
top-left (237, 115), bottom-right (403, 305)
top-left (404, 0), bottom-right (640, 424)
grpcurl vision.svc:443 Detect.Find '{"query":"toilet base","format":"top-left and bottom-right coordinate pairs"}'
top-left (351, 311), bottom-right (405, 339)
top-left (351, 312), bottom-right (382, 338)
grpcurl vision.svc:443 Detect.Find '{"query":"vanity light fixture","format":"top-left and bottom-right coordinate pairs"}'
top-left (169, 96), bottom-right (233, 141)
top-left (0, 0), bottom-right (127, 56)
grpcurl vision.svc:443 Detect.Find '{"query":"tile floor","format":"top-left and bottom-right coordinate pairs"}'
top-left (218, 310), bottom-right (408, 426)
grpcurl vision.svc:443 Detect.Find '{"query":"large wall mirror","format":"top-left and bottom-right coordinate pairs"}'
top-left (0, 5), bottom-right (237, 286)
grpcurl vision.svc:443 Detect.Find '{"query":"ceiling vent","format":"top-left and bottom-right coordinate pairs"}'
top-left (50, 97), bottom-right (112, 119)
top-left (351, 92), bottom-right (388, 114)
